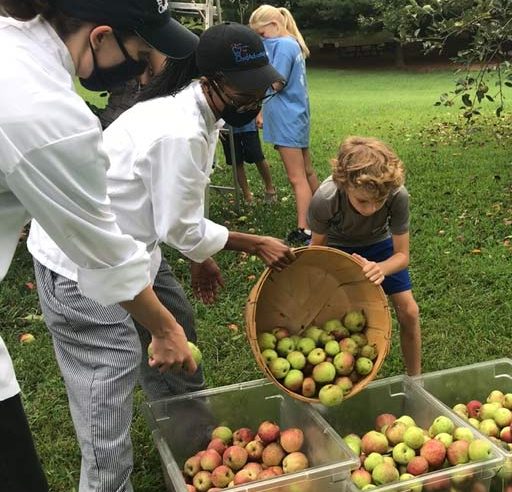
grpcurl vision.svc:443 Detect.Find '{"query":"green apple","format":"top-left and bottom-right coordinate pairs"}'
top-left (262, 349), bottom-right (278, 364)
top-left (344, 433), bottom-right (362, 456)
top-left (355, 357), bottom-right (373, 376)
top-left (403, 426), bottom-right (425, 450)
top-left (276, 337), bottom-right (295, 356)
top-left (287, 350), bottom-right (306, 370)
top-left (322, 319), bottom-right (344, 333)
top-left (343, 310), bottom-right (366, 333)
top-left (303, 326), bottom-right (323, 344)
top-left (268, 357), bottom-right (290, 379)
top-left (396, 415), bottom-right (416, 428)
top-left (297, 337), bottom-right (316, 356)
top-left (364, 452), bottom-right (384, 472)
top-left (434, 432), bottom-right (453, 448)
top-left (468, 439), bottom-right (492, 461)
top-left (392, 443), bottom-right (416, 465)
top-left (324, 340), bottom-right (341, 357)
top-left (453, 427), bottom-right (473, 442)
top-left (283, 369), bottom-right (304, 392)
top-left (318, 384), bottom-right (344, 406)
top-left (257, 332), bottom-right (277, 350)
top-left (428, 416), bottom-right (454, 437)
top-left (188, 341), bottom-right (202, 365)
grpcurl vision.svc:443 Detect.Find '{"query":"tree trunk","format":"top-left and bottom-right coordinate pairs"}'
top-left (394, 41), bottom-right (406, 68)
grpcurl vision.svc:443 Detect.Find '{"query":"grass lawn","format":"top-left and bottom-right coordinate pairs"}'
top-left (1, 68), bottom-right (511, 491)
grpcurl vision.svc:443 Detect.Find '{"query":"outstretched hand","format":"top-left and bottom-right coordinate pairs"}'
top-left (255, 236), bottom-right (296, 271)
top-left (191, 257), bottom-right (224, 304)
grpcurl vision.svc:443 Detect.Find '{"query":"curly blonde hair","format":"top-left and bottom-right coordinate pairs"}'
top-left (332, 136), bottom-right (405, 200)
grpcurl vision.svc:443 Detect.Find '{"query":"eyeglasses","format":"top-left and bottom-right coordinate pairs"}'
top-left (211, 80), bottom-right (277, 113)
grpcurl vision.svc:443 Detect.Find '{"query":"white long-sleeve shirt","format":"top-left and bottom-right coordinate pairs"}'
top-left (29, 80), bottom-right (229, 283)
top-left (0, 16), bottom-right (153, 400)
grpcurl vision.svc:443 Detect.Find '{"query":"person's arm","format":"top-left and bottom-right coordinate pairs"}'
top-left (140, 135), bottom-right (229, 263)
top-left (120, 286), bottom-right (196, 373)
top-left (310, 232), bottom-right (327, 246)
top-left (1, 125), bottom-right (195, 373)
top-left (225, 232), bottom-right (295, 271)
top-left (352, 233), bottom-right (410, 286)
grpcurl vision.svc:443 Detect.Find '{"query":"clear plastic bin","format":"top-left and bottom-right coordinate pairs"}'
top-left (314, 375), bottom-right (504, 492)
top-left (142, 379), bottom-right (359, 492)
top-left (413, 359), bottom-right (512, 492)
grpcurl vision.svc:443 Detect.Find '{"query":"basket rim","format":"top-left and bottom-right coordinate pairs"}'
top-left (245, 245), bottom-right (392, 404)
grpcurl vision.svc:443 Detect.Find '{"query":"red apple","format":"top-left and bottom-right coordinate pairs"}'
top-left (245, 439), bottom-right (264, 461)
top-left (280, 428), bottom-right (304, 453)
top-left (207, 438), bottom-right (227, 456)
top-left (233, 468), bottom-right (257, 485)
top-left (406, 456), bottom-right (429, 476)
top-left (420, 439), bottom-right (446, 469)
top-left (375, 413), bottom-right (397, 432)
top-left (233, 427), bottom-right (255, 447)
top-left (223, 445), bottom-right (248, 471)
top-left (258, 421), bottom-right (280, 444)
top-left (262, 442), bottom-right (285, 467)
top-left (211, 465), bottom-right (234, 488)
top-left (200, 449), bottom-right (222, 472)
top-left (467, 400), bottom-right (482, 418)
top-left (192, 471), bottom-right (212, 492)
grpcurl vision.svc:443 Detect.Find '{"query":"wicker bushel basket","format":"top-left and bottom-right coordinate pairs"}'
top-left (245, 246), bottom-right (392, 404)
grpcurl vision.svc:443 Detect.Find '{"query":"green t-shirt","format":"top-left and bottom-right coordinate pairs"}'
top-left (307, 176), bottom-right (410, 247)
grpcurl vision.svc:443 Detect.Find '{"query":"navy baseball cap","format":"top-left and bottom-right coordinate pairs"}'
top-left (54, 0), bottom-right (199, 59)
top-left (195, 22), bottom-right (285, 91)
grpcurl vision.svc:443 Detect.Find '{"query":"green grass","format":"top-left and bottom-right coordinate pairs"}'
top-left (1, 68), bottom-right (511, 491)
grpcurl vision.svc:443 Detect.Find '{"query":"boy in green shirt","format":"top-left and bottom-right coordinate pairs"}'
top-left (308, 136), bottom-right (421, 375)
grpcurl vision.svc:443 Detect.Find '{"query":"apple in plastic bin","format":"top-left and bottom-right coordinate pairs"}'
top-left (468, 439), bottom-right (492, 461)
top-left (192, 470), bottom-right (212, 492)
top-left (211, 426), bottom-right (233, 444)
top-left (283, 451), bottom-right (309, 473)
top-left (361, 431), bottom-right (389, 455)
top-left (372, 462), bottom-right (399, 485)
top-left (280, 428), bottom-right (304, 453)
top-left (211, 465), bottom-right (234, 488)
top-left (257, 420), bottom-right (280, 444)
top-left (223, 445), bottom-right (248, 471)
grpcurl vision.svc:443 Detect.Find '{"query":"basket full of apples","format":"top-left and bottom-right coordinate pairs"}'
top-left (245, 246), bottom-right (392, 406)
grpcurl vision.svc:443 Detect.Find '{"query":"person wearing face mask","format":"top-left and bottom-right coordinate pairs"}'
top-left (27, 24), bottom-right (296, 488)
top-left (0, 1), bottom-right (199, 491)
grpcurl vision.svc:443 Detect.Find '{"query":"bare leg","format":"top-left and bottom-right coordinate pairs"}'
top-left (255, 159), bottom-right (276, 194)
top-left (235, 164), bottom-right (253, 203)
top-left (390, 290), bottom-right (421, 376)
top-left (277, 146), bottom-right (315, 230)
top-left (303, 148), bottom-right (319, 193)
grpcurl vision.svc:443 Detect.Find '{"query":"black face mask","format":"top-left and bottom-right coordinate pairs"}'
top-left (219, 105), bottom-right (261, 128)
top-left (80, 32), bottom-right (148, 92)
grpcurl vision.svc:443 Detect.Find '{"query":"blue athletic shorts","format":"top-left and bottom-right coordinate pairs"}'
top-left (335, 237), bottom-right (412, 295)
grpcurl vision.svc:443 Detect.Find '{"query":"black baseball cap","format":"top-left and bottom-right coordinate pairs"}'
top-left (196, 22), bottom-right (285, 92)
top-left (54, 0), bottom-right (199, 59)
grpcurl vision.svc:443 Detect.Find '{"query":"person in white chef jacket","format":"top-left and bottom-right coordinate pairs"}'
top-left (0, 0), bottom-right (200, 491)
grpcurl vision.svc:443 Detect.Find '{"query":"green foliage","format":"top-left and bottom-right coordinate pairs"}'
top-left (400, 0), bottom-right (512, 120)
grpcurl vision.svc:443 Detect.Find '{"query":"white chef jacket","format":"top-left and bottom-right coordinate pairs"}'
top-left (29, 80), bottom-right (229, 283)
top-left (0, 16), bottom-right (153, 400)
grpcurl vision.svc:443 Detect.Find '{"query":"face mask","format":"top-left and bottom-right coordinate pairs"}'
top-left (80, 32), bottom-right (148, 92)
top-left (220, 105), bottom-right (260, 128)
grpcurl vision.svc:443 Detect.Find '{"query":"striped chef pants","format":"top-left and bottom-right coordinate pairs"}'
top-left (33, 258), bottom-right (205, 492)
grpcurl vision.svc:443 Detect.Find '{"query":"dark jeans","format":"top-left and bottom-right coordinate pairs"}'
top-left (0, 393), bottom-right (48, 492)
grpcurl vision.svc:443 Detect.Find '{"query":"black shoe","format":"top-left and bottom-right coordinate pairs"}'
top-left (286, 228), bottom-right (311, 246)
